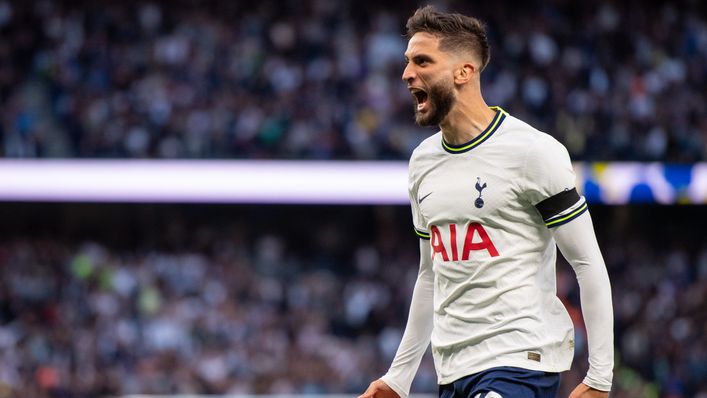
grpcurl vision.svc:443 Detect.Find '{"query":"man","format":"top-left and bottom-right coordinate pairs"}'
top-left (359, 6), bottom-right (613, 398)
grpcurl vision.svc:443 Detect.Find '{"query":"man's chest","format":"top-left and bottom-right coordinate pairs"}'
top-left (416, 158), bottom-right (524, 226)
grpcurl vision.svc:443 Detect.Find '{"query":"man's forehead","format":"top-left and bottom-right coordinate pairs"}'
top-left (405, 32), bottom-right (440, 57)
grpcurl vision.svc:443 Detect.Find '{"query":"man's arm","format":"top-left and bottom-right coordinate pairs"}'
top-left (359, 240), bottom-right (434, 398)
top-left (554, 211), bottom-right (614, 397)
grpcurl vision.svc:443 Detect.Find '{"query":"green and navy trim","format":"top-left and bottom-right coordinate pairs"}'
top-left (414, 228), bottom-right (430, 240)
top-left (544, 202), bottom-right (588, 228)
top-left (442, 106), bottom-right (507, 154)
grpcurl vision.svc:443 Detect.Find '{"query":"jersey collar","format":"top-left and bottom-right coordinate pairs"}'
top-left (441, 106), bottom-right (507, 154)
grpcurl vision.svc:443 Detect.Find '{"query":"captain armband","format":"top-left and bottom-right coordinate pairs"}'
top-left (535, 188), bottom-right (588, 228)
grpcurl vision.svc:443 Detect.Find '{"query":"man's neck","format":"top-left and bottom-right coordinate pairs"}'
top-left (439, 96), bottom-right (496, 145)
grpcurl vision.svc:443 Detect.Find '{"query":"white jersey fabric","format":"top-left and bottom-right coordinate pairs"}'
top-left (381, 107), bottom-right (613, 395)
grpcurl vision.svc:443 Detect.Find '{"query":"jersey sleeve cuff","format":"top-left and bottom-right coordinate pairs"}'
top-left (582, 375), bottom-right (612, 392)
top-left (380, 375), bottom-right (408, 398)
top-left (414, 228), bottom-right (430, 240)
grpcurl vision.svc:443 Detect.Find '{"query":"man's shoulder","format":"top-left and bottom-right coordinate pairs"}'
top-left (407, 132), bottom-right (442, 184)
top-left (497, 113), bottom-right (541, 141)
top-left (499, 113), bottom-right (567, 154)
top-left (410, 131), bottom-right (443, 161)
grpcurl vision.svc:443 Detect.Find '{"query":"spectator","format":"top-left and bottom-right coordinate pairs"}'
top-left (0, 0), bottom-right (705, 161)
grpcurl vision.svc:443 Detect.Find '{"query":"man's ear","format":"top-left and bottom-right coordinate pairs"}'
top-left (454, 63), bottom-right (476, 84)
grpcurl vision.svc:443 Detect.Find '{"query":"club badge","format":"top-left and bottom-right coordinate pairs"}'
top-left (475, 177), bottom-right (487, 208)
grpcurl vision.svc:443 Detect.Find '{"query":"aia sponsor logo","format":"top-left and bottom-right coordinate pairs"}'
top-left (429, 222), bottom-right (499, 261)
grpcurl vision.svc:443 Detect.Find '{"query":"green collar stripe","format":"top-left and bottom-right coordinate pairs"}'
top-left (442, 107), bottom-right (507, 154)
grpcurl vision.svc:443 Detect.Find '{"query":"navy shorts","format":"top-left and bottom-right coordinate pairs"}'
top-left (438, 367), bottom-right (560, 398)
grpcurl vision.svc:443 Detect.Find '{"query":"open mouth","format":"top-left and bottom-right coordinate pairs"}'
top-left (410, 88), bottom-right (429, 111)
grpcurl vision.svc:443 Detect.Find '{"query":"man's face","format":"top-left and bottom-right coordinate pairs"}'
top-left (402, 32), bottom-right (456, 127)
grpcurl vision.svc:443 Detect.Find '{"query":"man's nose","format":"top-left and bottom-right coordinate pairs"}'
top-left (402, 63), bottom-right (415, 84)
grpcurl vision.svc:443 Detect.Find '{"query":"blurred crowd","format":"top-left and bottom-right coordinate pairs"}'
top-left (0, 0), bottom-right (706, 161)
top-left (0, 206), bottom-right (705, 398)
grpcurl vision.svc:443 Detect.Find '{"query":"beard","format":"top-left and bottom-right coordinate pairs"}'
top-left (414, 79), bottom-right (456, 127)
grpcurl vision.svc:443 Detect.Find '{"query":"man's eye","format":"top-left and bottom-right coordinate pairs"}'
top-left (415, 58), bottom-right (430, 66)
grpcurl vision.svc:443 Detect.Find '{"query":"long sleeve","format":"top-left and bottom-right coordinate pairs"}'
top-left (554, 211), bottom-right (614, 391)
top-left (380, 240), bottom-right (434, 398)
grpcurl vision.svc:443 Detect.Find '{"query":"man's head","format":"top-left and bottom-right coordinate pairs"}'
top-left (406, 6), bottom-right (490, 72)
top-left (402, 6), bottom-right (490, 126)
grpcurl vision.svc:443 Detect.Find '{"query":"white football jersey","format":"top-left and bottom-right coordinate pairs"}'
top-left (408, 106), bottom-right (587, 384)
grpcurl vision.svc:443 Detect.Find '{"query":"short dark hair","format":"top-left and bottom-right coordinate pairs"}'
top-left (406, 5), bottom-right (490, 71)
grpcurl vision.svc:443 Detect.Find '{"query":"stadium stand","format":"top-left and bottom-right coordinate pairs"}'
top-left (0, 0), bottom-right (705, 161)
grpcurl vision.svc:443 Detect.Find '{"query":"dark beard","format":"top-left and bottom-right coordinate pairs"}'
top-left (414, 80), bottom-right (456, 127)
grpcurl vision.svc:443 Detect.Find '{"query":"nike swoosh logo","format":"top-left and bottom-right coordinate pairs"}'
top-left (419, 192), bottom-right (433, 203)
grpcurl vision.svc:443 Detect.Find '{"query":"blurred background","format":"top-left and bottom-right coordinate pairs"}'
top-left (0, 0), bottom-right (706, 397)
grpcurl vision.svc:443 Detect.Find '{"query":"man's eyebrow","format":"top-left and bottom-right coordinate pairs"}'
top-left (411, 54), bottom-right (432, 62)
